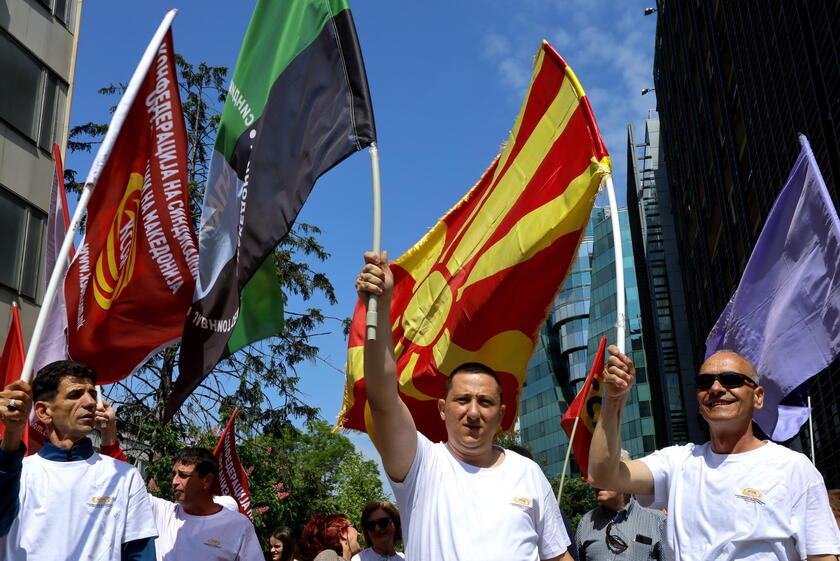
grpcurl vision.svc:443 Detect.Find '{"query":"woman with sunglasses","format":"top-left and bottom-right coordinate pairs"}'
top-left (300, 513), bottom-right (362, 561)
top-left (350, 501), bottom-right (404, 561)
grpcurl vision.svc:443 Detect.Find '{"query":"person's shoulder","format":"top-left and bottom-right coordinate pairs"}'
top-left (760, 442), bottom-right (823, 476)
top-left (213, 504), bottom-right (253, 526)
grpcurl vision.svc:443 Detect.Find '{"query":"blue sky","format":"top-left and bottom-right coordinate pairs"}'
top-left (69, 1), bottom-right (658, 478)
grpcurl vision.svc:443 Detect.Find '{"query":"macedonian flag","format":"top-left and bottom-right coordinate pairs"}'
top-left (339, 42), bottom-right (611, 442)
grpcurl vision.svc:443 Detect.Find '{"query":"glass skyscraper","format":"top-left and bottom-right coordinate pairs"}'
top-left (519, 207), bottom-right (658, 475)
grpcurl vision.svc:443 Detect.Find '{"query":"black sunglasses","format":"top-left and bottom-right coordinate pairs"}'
top-left (695, 371), bottom-right (758, 390)
top-left (363, 516), bottom-right (391, 531)
top-left (606, 522), bottom-right (628, 553)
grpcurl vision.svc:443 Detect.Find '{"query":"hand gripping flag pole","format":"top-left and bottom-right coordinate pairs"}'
top-left (557, 174), bottom-right (625, 504)
top-left (20, 10), bottom-right (178, 384)
top-left (366, 143), bottom-right (382, 341)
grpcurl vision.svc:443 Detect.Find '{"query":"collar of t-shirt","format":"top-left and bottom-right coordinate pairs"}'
top-left (38, 438), bottom-right (94, 462)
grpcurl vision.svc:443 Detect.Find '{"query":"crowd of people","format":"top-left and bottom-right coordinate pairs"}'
top-left (0, 250), bottom-right (838, 560)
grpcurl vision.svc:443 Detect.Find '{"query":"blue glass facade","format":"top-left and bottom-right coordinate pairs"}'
top-left (520, 207), bottom-right (658, 476)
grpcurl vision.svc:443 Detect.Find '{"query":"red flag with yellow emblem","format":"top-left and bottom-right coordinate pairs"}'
top-left (561, 336), bottom-right (606, 481)
top-left (64, 27), bottom-right (197, 384)
top-left (339, 42), bottom-right (610, 442)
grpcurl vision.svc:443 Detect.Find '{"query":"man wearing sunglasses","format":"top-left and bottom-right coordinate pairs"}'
top-left (576, 451), bottom-right (664, 561)
top-left (589, 347), bottom-right (840, 560)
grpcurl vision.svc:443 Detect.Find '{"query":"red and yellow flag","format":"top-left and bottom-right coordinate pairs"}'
top-left (64, 29), bottom-right (197, 384)
top-left (561, 336), bottom-right (606, 481)
top-left (0, 304), bottom-right (25, 440)
top-left (339, 42), bottom-right (611, 442)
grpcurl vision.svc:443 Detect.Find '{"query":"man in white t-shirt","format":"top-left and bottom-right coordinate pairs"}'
top-left (589, 347), bottom-right (840, 561)
top-left (356, 252), bottom-right (572, 561)
top-left (149, 447), bottom-right (263, 561)
top-left (0, 360), bottom-right (158, 560)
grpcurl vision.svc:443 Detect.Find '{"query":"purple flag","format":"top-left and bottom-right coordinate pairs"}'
top-left (705, 134), bottom-right (840, 441)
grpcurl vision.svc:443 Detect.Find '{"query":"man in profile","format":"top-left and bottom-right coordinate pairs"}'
top-left (0, 360), bottom-right (158, 560)
top-left (149, 447), bottom-right (263, 561)
top-left (589, 348), bottom-right (840, 560)
top-left (356, 251), bottom-right (572, 561)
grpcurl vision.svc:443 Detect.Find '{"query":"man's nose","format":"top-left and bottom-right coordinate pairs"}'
top-left (467, 399), bottom-right (481, 417)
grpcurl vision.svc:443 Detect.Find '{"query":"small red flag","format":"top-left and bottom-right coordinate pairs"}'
top-left (0, 304), bottom-right (26, 440)
top-left (560, 335), bottom-right (607, 481)
top-left (212, 409), bottom-right (253, 520)
top-left (64, 28), bottom-right (197, 384)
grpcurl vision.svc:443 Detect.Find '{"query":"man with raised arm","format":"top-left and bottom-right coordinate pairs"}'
top-left (0, 360), bottom-right (158, 560)
top-left (356, 251), bottom-right (572, 561)
top-left (588, 347), bottom-right (840, 560)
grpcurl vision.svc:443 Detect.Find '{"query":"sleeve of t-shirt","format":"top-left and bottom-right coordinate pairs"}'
top-left (388, 431), bottom-right (427, 506)
top-left (122, 468), bottom-right (159, 543)
top-left (0, 445), bottom-right (24, 538)
top-left (536, 474), bottom-right (571, 559)
top-left (637, 447), bottom-right (676, 510)
top-left (793, 479), bottom-right (840, 557)
top-left (236, 519), bottom-right (265, 561)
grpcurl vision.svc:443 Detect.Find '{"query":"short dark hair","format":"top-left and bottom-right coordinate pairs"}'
top-left (444, 362), bottom-right (503, 401)
top-left (271, 526), bottom-right (298, 561)
top-left (361, 500), bottom-right (402, 547)
top-left (33, 360), bottom-right (98, 402)
top-left (174, 447), bottom-right (218, 479)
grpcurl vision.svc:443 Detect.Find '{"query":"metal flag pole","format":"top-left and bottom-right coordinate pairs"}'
top-left (366, 142), bottom-right (382, 341)
top-left (605, 175), bottom-right (626, 350)
top-left (557, 174), bottom-right (625, 504)
top-left (19, 10), bottom-right (178, 384)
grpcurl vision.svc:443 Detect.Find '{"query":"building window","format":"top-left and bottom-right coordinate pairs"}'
top-left (0, 31), bottom-right (68, 151)
top-left (37, 0), bottom-right (75, 27)
top-left (0, 187), bottom-right (46, 300)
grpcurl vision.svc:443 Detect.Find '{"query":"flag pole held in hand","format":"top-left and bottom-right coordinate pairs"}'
top-left (367, 142), bottom-right (382, 341)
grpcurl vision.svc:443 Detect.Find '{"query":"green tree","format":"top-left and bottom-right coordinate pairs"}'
top-left (552, 476), bottom-right (597, 529)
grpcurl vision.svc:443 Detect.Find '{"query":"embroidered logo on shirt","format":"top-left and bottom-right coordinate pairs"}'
top-left (88, 496), bottom-right (113, 508)
top-left (735, 488), bottom-right (765, 505)
top-left (205, 539), bottom-right (222, 548)
top-left (511, 496), bottom-right (532, 509)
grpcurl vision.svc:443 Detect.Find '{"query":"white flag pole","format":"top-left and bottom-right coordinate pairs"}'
top-left (366, 142), bottom-right (382, 341)
top-left (605, 175), bottom-right (626, 350)
top-left (807, 396), bottom-right (816, 463)
top-left (557, 416), bottom-right (581, 504)
top-left (20, 10), bottom-right (178, 384)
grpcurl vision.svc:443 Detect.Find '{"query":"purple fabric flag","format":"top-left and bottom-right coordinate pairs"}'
top-left (705, 134), bottom-right (840, 441)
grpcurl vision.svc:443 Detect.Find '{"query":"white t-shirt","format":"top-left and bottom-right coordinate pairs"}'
top-left (150, 496), bottom-right (264, 561)
top-left (390, 433), bottom-right (570, 561)
top-left (2, 452), bottom-right (157, 560)
top-left (350, 548), bottom-right (406, 561)
top-left (639, 441), bottom-right (840, 561)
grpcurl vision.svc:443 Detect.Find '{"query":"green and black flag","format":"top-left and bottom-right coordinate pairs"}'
top-left (170, 0), bottom-right (375, 419)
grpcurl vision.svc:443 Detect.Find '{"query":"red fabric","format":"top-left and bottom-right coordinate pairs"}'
top-left (212, 409), bottom-right (253, 520)
top-left (0, 305), bottom-right (25, 440)
top-left (560, 336), bottom-right (607, 481)
top-left (99, 441), bottom-right (129, 463)
top-left (64, 29), bottom-right (197, 384)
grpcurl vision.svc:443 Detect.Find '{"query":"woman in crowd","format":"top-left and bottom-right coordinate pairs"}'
top-left (300, 513), bottom-right (362, 561)
top-left (269, 526), bottom-right (298, 561)
top-left (350, 501), bottom-right (404, 561)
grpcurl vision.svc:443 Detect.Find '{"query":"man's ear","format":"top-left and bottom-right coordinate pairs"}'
top-left (34, 400), bottom-right (52, 425)
top-left (438, 398), bottom-right (446, 421)
top-left (753, 386), bottom-right (764, 410)
top-left (202, 472), bottom-right (215, 491)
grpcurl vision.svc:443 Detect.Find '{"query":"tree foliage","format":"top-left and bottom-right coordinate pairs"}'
top-left (552, 476), bottom-right (597, 530)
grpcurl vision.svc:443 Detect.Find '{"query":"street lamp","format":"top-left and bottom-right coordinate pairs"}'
top-left (641, 88), bottom-right (655, 95)
top-left (644, 8), bottom-right (657, 16)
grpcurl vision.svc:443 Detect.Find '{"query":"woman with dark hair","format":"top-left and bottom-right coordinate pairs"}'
top-left (350, 501), bottom-right (404, 561)
top-left (300, 513), bottom-right (361, 561)
top-left (269, 526), bottom-right (298, 561)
